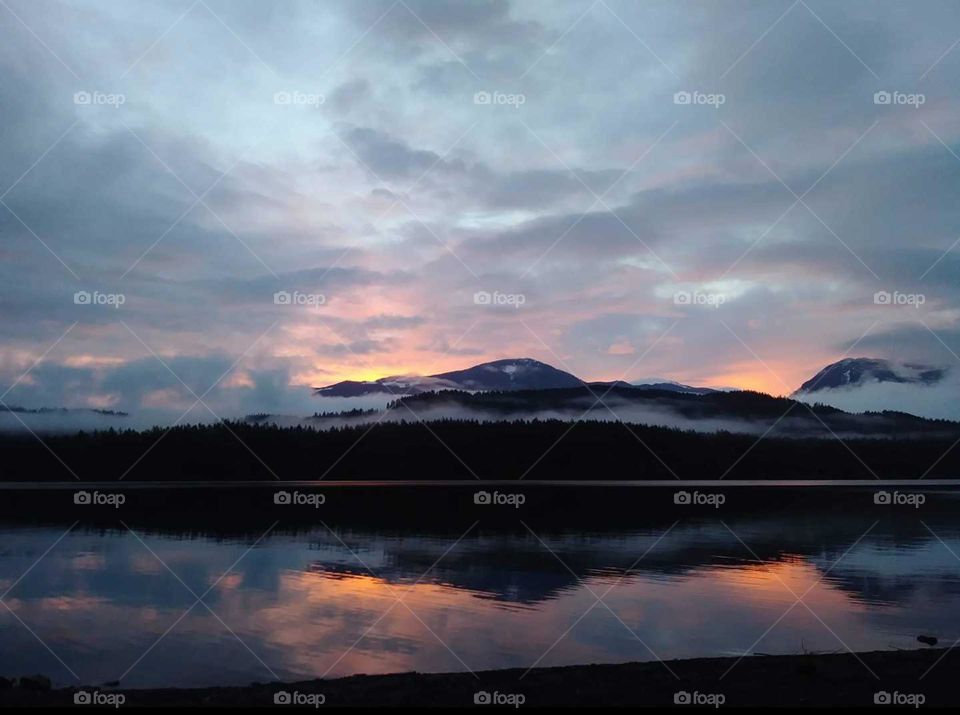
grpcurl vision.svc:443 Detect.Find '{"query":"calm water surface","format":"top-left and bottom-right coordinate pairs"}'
top-left (1, 488), bottom-right (959, 688)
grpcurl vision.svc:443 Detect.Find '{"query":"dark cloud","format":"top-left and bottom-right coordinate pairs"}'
top-left (342, 126), bottom-right (449, 181)
top-left (327, 78), bottom-right (372, 115)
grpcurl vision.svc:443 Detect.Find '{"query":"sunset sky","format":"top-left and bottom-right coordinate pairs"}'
top-left (2, 0), bottom-right (960, 417)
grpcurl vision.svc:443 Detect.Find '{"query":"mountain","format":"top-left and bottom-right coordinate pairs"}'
top-left (0, 405), bottom-right (128, 416)
top-left (315, 358), bottom-right (729, 398)
top-left (632, 381), bottom-right (718, 395)
top-left (431, 358), bottom-right (582, 391)
top-left (0, 405), bottom-right (129, 435)
top-left (312, 377), bottom-right (458, 398)
top-left (586, 380), bottom-right (634, 389)
top-left (314, 358), bottom-right (583, 397)
top-left (585, 379), bottom-right (718, 395)
top-left (795, 357), bottom-right (946, 394)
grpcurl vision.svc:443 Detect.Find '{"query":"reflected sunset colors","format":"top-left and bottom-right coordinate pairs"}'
top-left (2, 503), bottom-right (959, 689)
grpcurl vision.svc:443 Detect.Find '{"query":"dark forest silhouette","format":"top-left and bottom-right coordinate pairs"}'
top-left (2, 416), bottom-right (958, 481)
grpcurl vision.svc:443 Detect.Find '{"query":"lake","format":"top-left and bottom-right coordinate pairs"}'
top-left (1, 484), bottom-right (958, 689)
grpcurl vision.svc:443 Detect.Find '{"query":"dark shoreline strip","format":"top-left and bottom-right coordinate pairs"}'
top-left (1, 648), bottom-right (954, 707)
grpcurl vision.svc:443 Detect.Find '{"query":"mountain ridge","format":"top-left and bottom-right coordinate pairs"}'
top-left (794, 357), bottom-right (947, 394)
top-left (314, 358), bottom-right (720, 397)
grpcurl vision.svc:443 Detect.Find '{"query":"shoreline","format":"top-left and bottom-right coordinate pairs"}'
top-left (3, 478), bottom-right (960, 488)
top-left (0, 482), bottom-right (948, 532)
top-left (2, 648), bottom-right (953, 707)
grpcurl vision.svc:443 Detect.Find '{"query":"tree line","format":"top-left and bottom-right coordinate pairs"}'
top-left (1, 418), bottom-right (957, 481)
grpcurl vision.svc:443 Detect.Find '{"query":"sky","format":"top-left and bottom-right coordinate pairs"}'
top-left (2, 0), bottom-right (960, 421)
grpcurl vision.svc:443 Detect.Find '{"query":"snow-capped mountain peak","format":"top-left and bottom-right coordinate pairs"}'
top-left (794, 357), bottom-right (946, 394)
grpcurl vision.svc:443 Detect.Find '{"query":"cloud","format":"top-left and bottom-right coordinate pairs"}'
top-left (796, 369), bottom-right (960, 421)
top-left (2, 0), bottom-right (960, 422)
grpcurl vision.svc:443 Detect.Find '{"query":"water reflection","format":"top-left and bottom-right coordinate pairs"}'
top-left (1, 498), bottom-right (959, 688)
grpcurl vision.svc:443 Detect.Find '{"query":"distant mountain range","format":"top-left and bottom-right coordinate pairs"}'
top-left (794, 357), bottom-right (947, 394)
top-left (314, 358), bottom-right (722, 397)
top-left (0, 405), bottom-right (128, 417)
